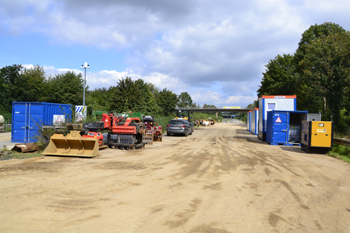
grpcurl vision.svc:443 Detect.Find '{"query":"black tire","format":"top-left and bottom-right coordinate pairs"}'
top-left (184, 131), bottom-right (189, 137)
top-left (167, 132), bottom-right (171, 136)
top-left (189, 129), bottom-right (193, 135)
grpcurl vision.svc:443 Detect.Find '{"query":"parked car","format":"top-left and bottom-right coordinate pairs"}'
top-left (166, 119), bottom-right (193, 136)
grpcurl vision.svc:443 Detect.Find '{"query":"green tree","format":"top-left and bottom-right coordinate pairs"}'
top-left (299, 31), bottom-right (350, 129)
top-left (0, 64), bottom-right (47, 113)
top-left (157, 88), bottom-right (178, 116)
top-left (21, 65), bottom-right (47, 102)
top-left (177, 92), bottom-right (193, 107)
top-left (294, 22), bottom-right (348, 113)
top-left (257, 54), bottom-right (298, 97)
top-left (0, 64), bottom-right (27, 112)
top-left (108, 77), bottom-right (145, 112)
top-left (294, 22), bottom-right (347, 66)
top-left (86, 87), bottom-right (111, 111)
top-left (135, 79), bottom-right (158, 113)
top-left (46, 71), bottom-right (84, 105)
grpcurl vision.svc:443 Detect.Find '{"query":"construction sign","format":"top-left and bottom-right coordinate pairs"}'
top-left (53, 115), bottom-right (65, 126)
top-left (275, 117), bottom-right (282, 123)
top-left (75, 105), bottom-right (87, 122)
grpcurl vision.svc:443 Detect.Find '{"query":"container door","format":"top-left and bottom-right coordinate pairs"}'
top-left (12, 103), bottom-right (28, 142)
top-left (272, 113), bottom-right (288, 144)
top-left (28, 103), bottom-right (44, 142)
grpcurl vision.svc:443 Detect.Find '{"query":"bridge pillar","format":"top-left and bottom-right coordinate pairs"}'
top-left (216, 112), bottom-right (218, 118)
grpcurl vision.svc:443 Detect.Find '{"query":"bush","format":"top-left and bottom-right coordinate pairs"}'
top-left (331, 144), bottom-right (350, 157)
top-left (154, 115), bottom-right (177, 132)
top-left (328, 144), bottom-right (350, 163)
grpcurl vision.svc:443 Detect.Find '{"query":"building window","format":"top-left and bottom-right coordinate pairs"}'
top-left (268, 103), bottom-right (276, 110)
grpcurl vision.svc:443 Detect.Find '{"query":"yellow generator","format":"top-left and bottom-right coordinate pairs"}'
top-left (301, 121), bottom-right (333, 153)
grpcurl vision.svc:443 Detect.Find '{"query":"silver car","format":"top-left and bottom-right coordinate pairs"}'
top-left (166, 119), bottom-right (193, 136)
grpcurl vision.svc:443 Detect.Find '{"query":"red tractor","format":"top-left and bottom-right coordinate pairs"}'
top-left (83, 112), bottom-right (146, 149)
top-left (142, 115), bottom-right (163, 143)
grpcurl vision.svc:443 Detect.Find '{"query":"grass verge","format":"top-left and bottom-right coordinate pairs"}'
top-left (327, 144), bottom-right (350, 163)
top-left (0, 150), bottom-right (43, 161)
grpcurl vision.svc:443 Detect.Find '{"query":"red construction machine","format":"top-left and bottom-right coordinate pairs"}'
top-left (41, 112), bottom-right (146, 158)
top-left (82, 132), bottom-right (104, 146)
top-left (142, 115), bottom-right (162, 144)
top-left (83, 112), bottom-right (146, 149)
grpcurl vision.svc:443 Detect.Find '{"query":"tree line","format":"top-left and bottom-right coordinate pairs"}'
top-left (257, 22), bottom-right (350, 134)
top-left (0, 64), bottom-right (196, 119)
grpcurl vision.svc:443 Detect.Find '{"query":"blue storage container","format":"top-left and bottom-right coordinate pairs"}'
top-left (250, 108), bottom-right (259, 135)
top-left (266, 110), bottom-right (308, 146)
top-left (258, 95), bottom-right (297, 141)
top-left (247, 111), bottom-right (251, 131)
top-left (11, 102), bottom-right (72, 143)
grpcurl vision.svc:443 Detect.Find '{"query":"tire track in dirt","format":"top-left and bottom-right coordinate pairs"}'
top-left (1, 123), bottom-right (350, 233)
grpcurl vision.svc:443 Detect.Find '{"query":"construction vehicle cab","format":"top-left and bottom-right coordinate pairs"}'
top-left (83, 132), bottom-right (104, 146)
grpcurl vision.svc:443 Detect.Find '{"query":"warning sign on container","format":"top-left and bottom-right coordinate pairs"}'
top-left (275, 117), bottom-right (282, 123)
top-left (75, 105), bottom-right (87, 122)
top-left (53, 115), bottom-right (65, 126)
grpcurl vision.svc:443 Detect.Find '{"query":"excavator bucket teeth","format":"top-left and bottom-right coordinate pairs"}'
top-left (42, 131), bottom-right (99, 158)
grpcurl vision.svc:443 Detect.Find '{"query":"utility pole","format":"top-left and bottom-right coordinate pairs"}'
top-left (81, 62), bottom-right (90, 107)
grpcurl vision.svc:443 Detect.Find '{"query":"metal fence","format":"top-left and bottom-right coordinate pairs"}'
top-left (0, 124), bottom-right (11, 132)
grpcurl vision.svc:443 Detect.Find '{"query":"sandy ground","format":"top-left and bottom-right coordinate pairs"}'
top-left (1, 122), bottom-right (350, 233)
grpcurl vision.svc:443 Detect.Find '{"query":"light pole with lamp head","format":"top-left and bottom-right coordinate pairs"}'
top-left (81, 62), bottom-right (90, 107)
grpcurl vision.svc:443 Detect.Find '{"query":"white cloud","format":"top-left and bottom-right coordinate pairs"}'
top-left (2, 0), bottom-right (350, 108)
top-left (22, 64), bottom-right (35, 69)
top-left (39, 65), bottom-right (188, 93)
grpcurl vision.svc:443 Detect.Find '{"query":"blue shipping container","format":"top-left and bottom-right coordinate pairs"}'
top-left (266, 110), bottom-right (308, 146)
top-left (11, 102), bottom-right (72, 143)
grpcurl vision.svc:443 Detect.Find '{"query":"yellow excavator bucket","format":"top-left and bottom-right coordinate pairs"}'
top-left (42, 131), bottom-right (99, 158)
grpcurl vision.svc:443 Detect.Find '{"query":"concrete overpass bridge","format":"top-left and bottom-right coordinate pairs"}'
top-left (175, 106), bottom-right (251, 118)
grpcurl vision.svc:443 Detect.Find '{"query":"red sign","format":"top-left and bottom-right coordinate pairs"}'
top-left (275, 117), bottom-right (282, 123)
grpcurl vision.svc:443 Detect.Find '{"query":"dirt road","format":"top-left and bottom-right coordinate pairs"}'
top-left (1, 123), bottom-right (350, 233)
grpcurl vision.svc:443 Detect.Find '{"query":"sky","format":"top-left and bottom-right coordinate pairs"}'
top-left (1, 0), bottom-right (350, 108)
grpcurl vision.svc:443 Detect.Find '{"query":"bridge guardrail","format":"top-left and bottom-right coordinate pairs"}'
top-left (175, 106), bottom-right (244, 110)
top-left (333, 138), bottom-right (350, 147)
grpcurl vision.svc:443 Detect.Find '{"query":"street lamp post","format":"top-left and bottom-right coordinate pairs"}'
top-left (81, 62), bottom-right (90, 107)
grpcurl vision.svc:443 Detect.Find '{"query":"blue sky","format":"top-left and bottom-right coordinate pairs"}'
top-left (1, 0), bottom-right (350, 107)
